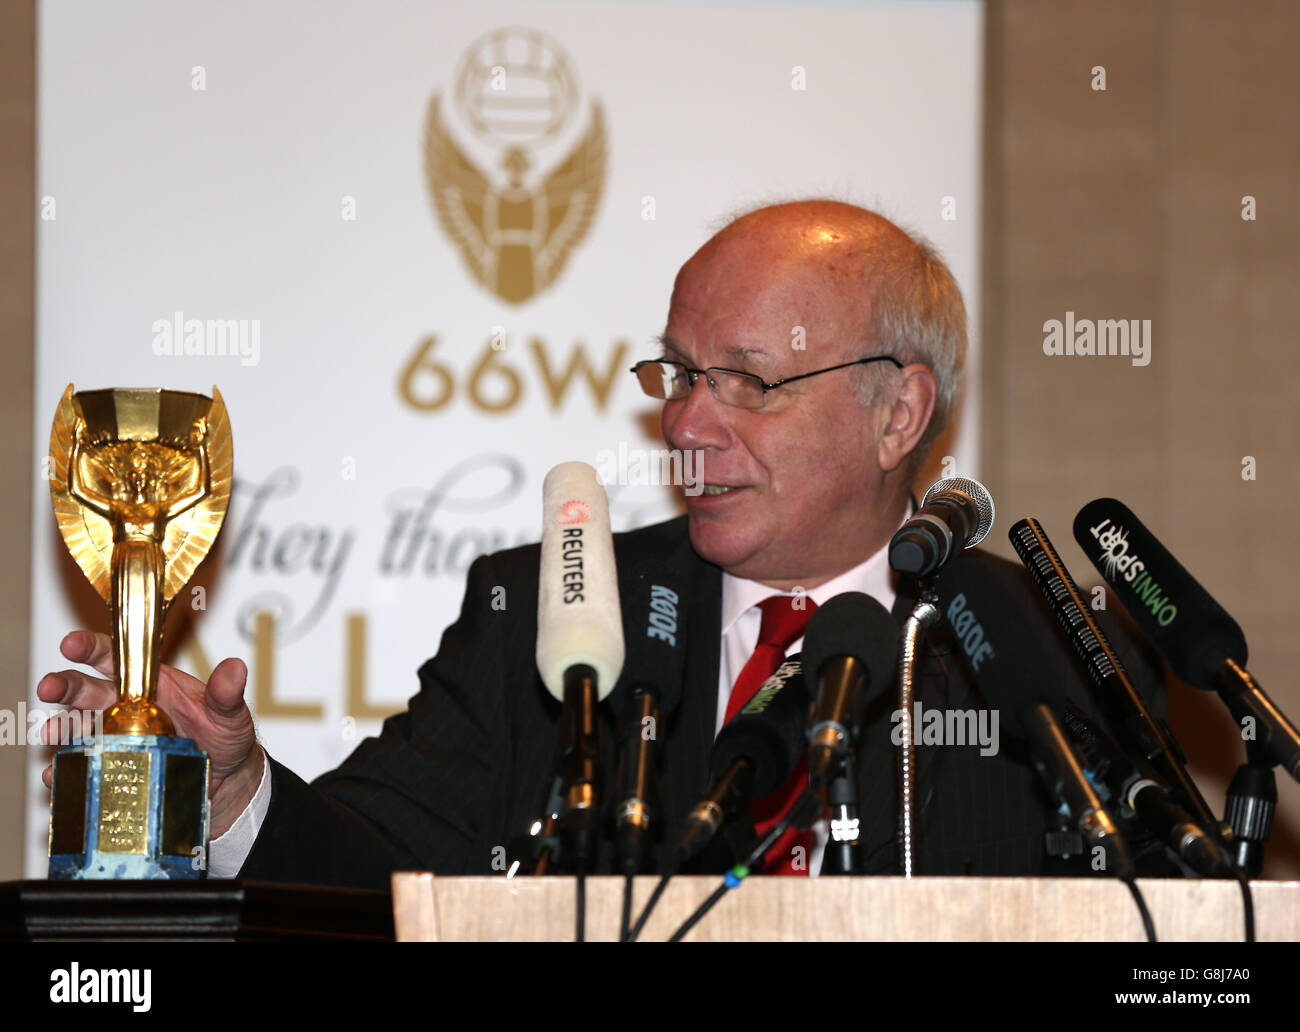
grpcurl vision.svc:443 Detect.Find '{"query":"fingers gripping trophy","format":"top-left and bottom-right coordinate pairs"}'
top-left (46, 385), bottom-right (232, 879)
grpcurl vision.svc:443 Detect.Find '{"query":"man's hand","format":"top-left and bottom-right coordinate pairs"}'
top-left (37, 630), bottom-right (263, 839)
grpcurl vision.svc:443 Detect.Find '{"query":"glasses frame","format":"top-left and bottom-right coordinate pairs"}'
top-left (629, 354), bottom-right (905, 409)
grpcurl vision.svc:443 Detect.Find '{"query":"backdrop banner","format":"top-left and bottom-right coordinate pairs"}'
top-left (28, 0), bottom-right (982, 875)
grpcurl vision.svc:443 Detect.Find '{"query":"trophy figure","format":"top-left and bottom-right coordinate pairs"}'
top-left (46, 385), bottom-right (232, 879)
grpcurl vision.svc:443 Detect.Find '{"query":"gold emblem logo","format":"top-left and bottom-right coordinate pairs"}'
top-left (424, 27), bottom-right (606, 305)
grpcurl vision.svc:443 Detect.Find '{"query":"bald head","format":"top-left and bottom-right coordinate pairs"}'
top-left (702, 200), bottom-right (918, 268)
top-left (675, 200), bottom-right (966, 466)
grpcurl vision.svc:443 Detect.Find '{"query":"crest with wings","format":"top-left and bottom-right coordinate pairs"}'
top-left (424, 95), bottom-right (606, 305)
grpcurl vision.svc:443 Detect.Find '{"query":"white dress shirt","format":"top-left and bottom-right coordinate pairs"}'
top-left (208, 749), bottom-right (271, 877)
top-left (717, 545), bottom-right (897, 876)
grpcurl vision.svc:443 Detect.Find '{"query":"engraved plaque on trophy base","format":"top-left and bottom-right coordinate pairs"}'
top-left (48, 734), bottom-right (210, 880)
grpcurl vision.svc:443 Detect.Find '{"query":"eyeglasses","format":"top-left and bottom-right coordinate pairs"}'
top-left (629, 355), bottom-right (904, 410)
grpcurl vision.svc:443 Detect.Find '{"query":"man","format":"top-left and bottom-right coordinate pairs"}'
top-left (38, 200), bottom-right (1161, 888)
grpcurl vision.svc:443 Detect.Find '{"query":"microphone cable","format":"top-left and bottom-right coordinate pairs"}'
top-left (1232, 868), bottom-right (1256, 943)
top-left (619, 870), bottom-right (634, 943)
top-left (624, 869), bottom-right (672, 943)
top-left (1122, 876), bottom-right (1157, 943)
top-left (576, 868), bottom-right (586, 943)
top-left (667, 790), bottom-right (821, 943)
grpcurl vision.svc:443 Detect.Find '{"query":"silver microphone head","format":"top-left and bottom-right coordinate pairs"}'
top-left (921, 476), bottom-right (995, 549)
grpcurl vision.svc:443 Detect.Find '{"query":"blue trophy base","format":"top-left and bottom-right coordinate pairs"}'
top-left (48, 733), bottom-right (210, 880)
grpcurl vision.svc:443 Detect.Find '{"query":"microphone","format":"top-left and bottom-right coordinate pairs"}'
top-left (1008, 517), bottom-right (1222, 836)
top-left (535, 461), bottom-right (624, 871)
top-left (802, 592), bottom-right (899, 788)
top-left (1074, 498), bottom-right (1300, 782)
top-left (1060, 703), bottom-right (1235, 877)
top-left (931, 563), bottom-right (1137, 878)
top-left (677, 657), bottom-right (809, 864)
top-left (1022, 703), bottom-right (1136, 880)
top-left (611, 560), bottom-right (689, 874)
top-left (889, 476), bottom-right (995, 577)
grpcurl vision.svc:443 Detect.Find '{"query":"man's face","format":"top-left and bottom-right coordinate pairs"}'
top-left (660, 238), bottom-right (894, 589)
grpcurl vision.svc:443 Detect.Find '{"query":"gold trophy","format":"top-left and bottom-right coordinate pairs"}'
top-left (46, 385), bottom-right (232, 879)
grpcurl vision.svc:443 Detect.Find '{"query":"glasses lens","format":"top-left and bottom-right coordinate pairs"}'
top-left (708, 369), bottom-right (766, 409)
top-left (635, 361), bottom-right (689, 400)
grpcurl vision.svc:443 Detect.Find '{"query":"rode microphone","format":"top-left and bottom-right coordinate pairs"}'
top-left (611, 559), bottom-right (688, 874)
top-left (889, 476), bottom-right (995, 577)
top-left (802, 592), bottom-right (899, 788)
top-left (1074, 498), bottom-right (1300, 782)
top-left (1008, 517), bottom-right (1221, 836)
top-left (931, 562), bottom-right (1137, 877)
top-left (678, 657), bottom-right (809, 864)
top-left (936, 559), bottom-right (1228, 876)
top-left (536, 461), bottom-right (624, 871)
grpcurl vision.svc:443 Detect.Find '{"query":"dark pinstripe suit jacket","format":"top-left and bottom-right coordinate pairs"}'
top-left (239, 516), bottom-right (1165, 890)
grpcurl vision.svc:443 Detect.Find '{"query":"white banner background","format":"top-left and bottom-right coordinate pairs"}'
top-left (28, 0), bottom-right (982, 874)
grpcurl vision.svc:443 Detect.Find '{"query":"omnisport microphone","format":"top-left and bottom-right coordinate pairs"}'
top-left (889, 476), bottom-right (995, 577)
top-left (536, 461), bottom-right (625, 871)
top-left (803, 592), bottom-right (899, 788)
top-left (1074, 498), bottom-right (1300, 782)
top-left (678, 657), bottom-right (810, 865)
top-left (611, 559), bottom-right (688, 874)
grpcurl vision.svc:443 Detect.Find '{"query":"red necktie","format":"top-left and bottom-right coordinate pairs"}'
top-left (724, 594), bottom-right (818, 875)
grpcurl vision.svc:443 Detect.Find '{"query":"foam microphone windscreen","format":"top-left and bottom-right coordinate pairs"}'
top-left (711, 658), bottom-right (810, 798)
top-left (1073, 498), bottom-right (1247, 689)
top-left (535, 461), bottom-right (624, 701)
top-left (802, 591), bottom-right (899, 694)
top-left (611, 559), bottom-right (689, 718)
top-left (932, 560), bottom-right (1068, 738)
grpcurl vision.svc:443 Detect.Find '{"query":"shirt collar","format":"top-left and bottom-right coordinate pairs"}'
top-left (720, 523), bottom-right (906, 636)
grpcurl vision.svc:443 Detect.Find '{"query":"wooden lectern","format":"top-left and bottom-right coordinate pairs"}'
top-left (391, 874), bottom-right (1300, 942)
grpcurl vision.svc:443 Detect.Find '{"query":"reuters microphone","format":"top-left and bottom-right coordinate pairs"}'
top-left (536, 461), bottom-right (624, 871)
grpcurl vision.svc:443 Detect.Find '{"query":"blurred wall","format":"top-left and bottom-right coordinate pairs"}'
top-left (0, 0), bottom-right (34, 882)
top-left (982, 0), bottom-right (1300, 875)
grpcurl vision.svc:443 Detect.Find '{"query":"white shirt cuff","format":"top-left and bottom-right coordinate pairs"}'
top-left (207, 749), bottom-right (272, 878)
